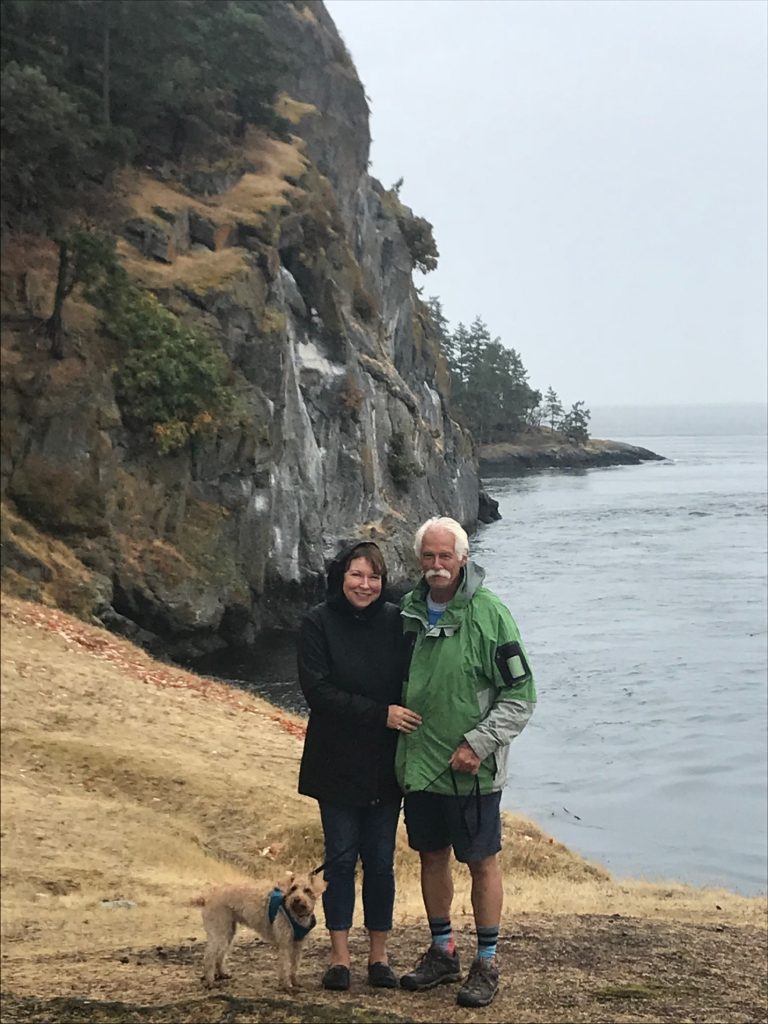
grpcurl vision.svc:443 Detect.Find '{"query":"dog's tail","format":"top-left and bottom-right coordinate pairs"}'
top-left (190, 895), bottom-right (206, 908)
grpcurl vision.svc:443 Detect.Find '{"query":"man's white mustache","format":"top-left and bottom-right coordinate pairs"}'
top-left (425, 569), bottom-right (452, 580)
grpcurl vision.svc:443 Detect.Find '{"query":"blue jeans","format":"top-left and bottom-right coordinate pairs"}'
top-left (318, 799), bottom-right (401, 932)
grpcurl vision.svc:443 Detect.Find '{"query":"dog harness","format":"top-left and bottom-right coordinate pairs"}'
top-left (268, 887), bottom-right (317, 942)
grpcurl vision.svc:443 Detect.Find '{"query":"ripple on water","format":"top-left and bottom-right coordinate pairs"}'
top-left (484, 434), bottom-right (767, 893)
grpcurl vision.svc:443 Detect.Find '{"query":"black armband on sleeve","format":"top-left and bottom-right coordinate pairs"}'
top-left (494, 641), bottom-right (532, 687)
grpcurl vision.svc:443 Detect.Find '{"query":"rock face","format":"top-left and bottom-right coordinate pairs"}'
top-left (478, 490), bottom-right (502, 523)
top-left (478, 436), bottom-right (665, 474)
top-left (0, 2), bottom-right (477, 656)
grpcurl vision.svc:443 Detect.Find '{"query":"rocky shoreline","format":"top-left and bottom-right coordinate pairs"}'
top-left (479, 436), bottom-right (665, 475)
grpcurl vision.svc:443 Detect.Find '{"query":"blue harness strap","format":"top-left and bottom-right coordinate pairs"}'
top-left (267, 887), bottom-right (283, 924)
top-left (267, 887), bottom-right (316, 942)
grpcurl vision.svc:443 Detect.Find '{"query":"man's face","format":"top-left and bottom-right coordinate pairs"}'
top-left (419, 526), bottom-right (467, 600)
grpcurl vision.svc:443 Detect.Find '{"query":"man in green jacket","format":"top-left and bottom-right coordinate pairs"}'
top-left (395, 516), bottom-right (536, 1008)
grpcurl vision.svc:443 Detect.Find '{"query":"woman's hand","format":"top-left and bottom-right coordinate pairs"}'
top-left (387, 705), bottom-right (422, 733)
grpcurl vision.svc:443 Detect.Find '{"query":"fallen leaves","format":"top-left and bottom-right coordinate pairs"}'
top-left (1, 599), bottom-right (307, 741)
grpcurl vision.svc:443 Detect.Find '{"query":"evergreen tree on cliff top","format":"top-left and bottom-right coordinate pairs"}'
top-left (433, 307), bottom-right (541, 444)
top-left (426, 299), bottom-right (589, 446)
top-left (1, 0), bottom-right (289, 230)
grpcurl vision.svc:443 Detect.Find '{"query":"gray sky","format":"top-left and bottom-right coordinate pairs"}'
top-left (325, 0), bottom-right (767, 408)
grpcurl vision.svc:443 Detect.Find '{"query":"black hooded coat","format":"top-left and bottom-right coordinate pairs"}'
top-left (297, 543), bottom-right (406, 806)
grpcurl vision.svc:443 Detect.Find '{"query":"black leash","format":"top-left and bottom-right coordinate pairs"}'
top-left (449, 769), bottom-right (482, 845)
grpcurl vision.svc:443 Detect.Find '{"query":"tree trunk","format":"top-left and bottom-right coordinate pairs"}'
top-left (102, 17), bottom-right (111, 128)
top-left (47, 239), bottom-right (70, 360)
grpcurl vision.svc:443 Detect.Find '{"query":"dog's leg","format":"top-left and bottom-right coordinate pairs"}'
top-left (270, 912), bottom-right (298, 993)
top-left (290, 941), bottom-right (303, 990)
top-left (202, 938), bottom-right (221, 988)
top-left (216, 920), bottom-right (236, 980)
top-left (201, 905), bottom-right (236, 985)
top-left (277, 949), bottom-right (293, 992)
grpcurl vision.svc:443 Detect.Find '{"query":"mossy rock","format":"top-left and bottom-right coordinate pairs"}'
top-left (8, 455), bottom-right (107, 537)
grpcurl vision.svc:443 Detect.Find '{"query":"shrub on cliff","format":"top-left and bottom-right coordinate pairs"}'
top-left (46, 230), bottom-right (126, 359)
top-left (38, 228), bottom-right (236, 453)
top-left (388, 431), bottom-right (424, 491)
top-left (396, 211), bottom-right (439, 274)
top-left (111, 291), bottom-right (234, 455)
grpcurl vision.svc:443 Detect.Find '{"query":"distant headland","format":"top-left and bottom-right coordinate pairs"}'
top-left (478, 430), bottom-right (665, 475)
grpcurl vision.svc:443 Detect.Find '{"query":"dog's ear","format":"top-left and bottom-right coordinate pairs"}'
top-left (280, 870), bottom-right (295, 890)
top-left (311, 873), bottom-right (328, 894)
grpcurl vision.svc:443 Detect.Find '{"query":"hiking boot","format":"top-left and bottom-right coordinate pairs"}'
top-left (456, 957), bottom-right (499, 1008)
top-left (400, 945), bottom-right (461, 991)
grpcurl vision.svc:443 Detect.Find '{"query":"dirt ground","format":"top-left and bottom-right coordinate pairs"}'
top-left (2, 594), bottom-right (766, 1024)
top-left (2, 913), bottom-right (766, 1023)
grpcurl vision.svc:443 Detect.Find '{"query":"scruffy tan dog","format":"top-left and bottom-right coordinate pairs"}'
top-left (193, 872), bottom-right (327, 991)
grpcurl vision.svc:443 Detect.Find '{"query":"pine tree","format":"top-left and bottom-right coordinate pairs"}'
top-left (46, 230), bottom-right (125, 358)
top-left (562, 401), bottom-right (591, 444)
top-left (542, 387), bottom-right (564, 431)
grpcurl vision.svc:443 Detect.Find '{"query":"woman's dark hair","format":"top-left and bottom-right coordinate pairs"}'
top-left (344, 542), bottom-right (386, 577)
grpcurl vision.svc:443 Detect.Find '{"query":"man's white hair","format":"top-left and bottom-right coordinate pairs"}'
top-left (413, 517), bottom-right (470, 560)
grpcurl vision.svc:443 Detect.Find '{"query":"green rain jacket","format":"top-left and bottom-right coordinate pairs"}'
top-left (395, 561), bottom-right (536, 797)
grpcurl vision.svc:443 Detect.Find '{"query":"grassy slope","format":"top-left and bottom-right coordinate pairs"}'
top-left (1, 595), bottom-right (765, 1023)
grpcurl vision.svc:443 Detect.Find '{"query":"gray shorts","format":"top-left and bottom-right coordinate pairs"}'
top-left (403, 790), bottom-right (502, 863)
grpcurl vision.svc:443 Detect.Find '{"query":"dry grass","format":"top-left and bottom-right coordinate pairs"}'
top-left (0, 503), bottom-right (100, 617)
top-left (120, 130), bottom-right (306, 232)
top-left (275, 93), bottom-right (318, 126)
top-left (116, 240), bottom-right (251, 295)
top-left (1, 596), bottom-right (314, 957)
top-left (2, 593), bottom-right (763, 958)
top-left (114, 129), bottom-right (308, 294)
top-left (1, 593), bottom-right (765, 1022)
top-left (294, 3), bottom-right (318, 25)
top-left (1, 128), bottom-right (304, 327)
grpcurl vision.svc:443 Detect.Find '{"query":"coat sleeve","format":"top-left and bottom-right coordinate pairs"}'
top-left (463, 606), bottom-right (536, 760)
top-left (297, 612), bottom-right (389, 727)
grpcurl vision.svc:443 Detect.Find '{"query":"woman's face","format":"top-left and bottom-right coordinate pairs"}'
top-left (342, 556), bottom-right (383, 610)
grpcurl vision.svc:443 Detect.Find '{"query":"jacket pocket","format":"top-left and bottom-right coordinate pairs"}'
top-left (476, 685), bottom-right (494, 718)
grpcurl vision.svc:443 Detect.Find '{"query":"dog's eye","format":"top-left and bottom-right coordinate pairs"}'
top-left (288, 885), bottom-right (298, 893)
top-left (303, 887), bottom-right (314, 897)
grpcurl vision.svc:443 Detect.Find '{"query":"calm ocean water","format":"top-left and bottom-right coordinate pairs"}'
top-left (194, 404), bottom-right (768, 895)
top-left (476, 403), bottom-right (767, 895)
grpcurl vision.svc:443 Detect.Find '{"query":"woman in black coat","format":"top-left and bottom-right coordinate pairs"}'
top-left (298, 541), bottom-right (421, 991)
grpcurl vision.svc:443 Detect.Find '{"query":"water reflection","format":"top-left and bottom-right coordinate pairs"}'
top-left (189, 630), bottom-right (306, 713)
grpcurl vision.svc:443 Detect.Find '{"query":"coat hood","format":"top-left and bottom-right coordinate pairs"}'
top-left (412, 558), bottom-right (486, 606)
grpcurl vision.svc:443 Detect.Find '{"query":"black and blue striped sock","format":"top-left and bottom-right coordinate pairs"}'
top-left (429, 917), bottom-right (455, 954)
top-left (476, 924), bottom-right (499, 961)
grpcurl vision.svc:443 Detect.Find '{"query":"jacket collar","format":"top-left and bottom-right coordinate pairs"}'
top-left (403, 560), bottom-right (486, 625)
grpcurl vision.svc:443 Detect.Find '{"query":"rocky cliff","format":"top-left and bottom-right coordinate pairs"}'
top-left (0, 1), bottom-right (478, 657)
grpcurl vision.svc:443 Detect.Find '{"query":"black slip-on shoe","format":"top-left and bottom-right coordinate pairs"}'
top-left (367, 961), bottom-right (398, 988)
top-left (322, 964), bottom-right (351, 991)
top-left (400, 945), bottom-right (461, 991)
top-left (456, 957), bottom-right (499, 1008)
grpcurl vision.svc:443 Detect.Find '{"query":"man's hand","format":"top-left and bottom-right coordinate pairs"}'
top-left (387, 705), bottom-right (422, 733)
top-left (449, 740), bottom-right (481, 774)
